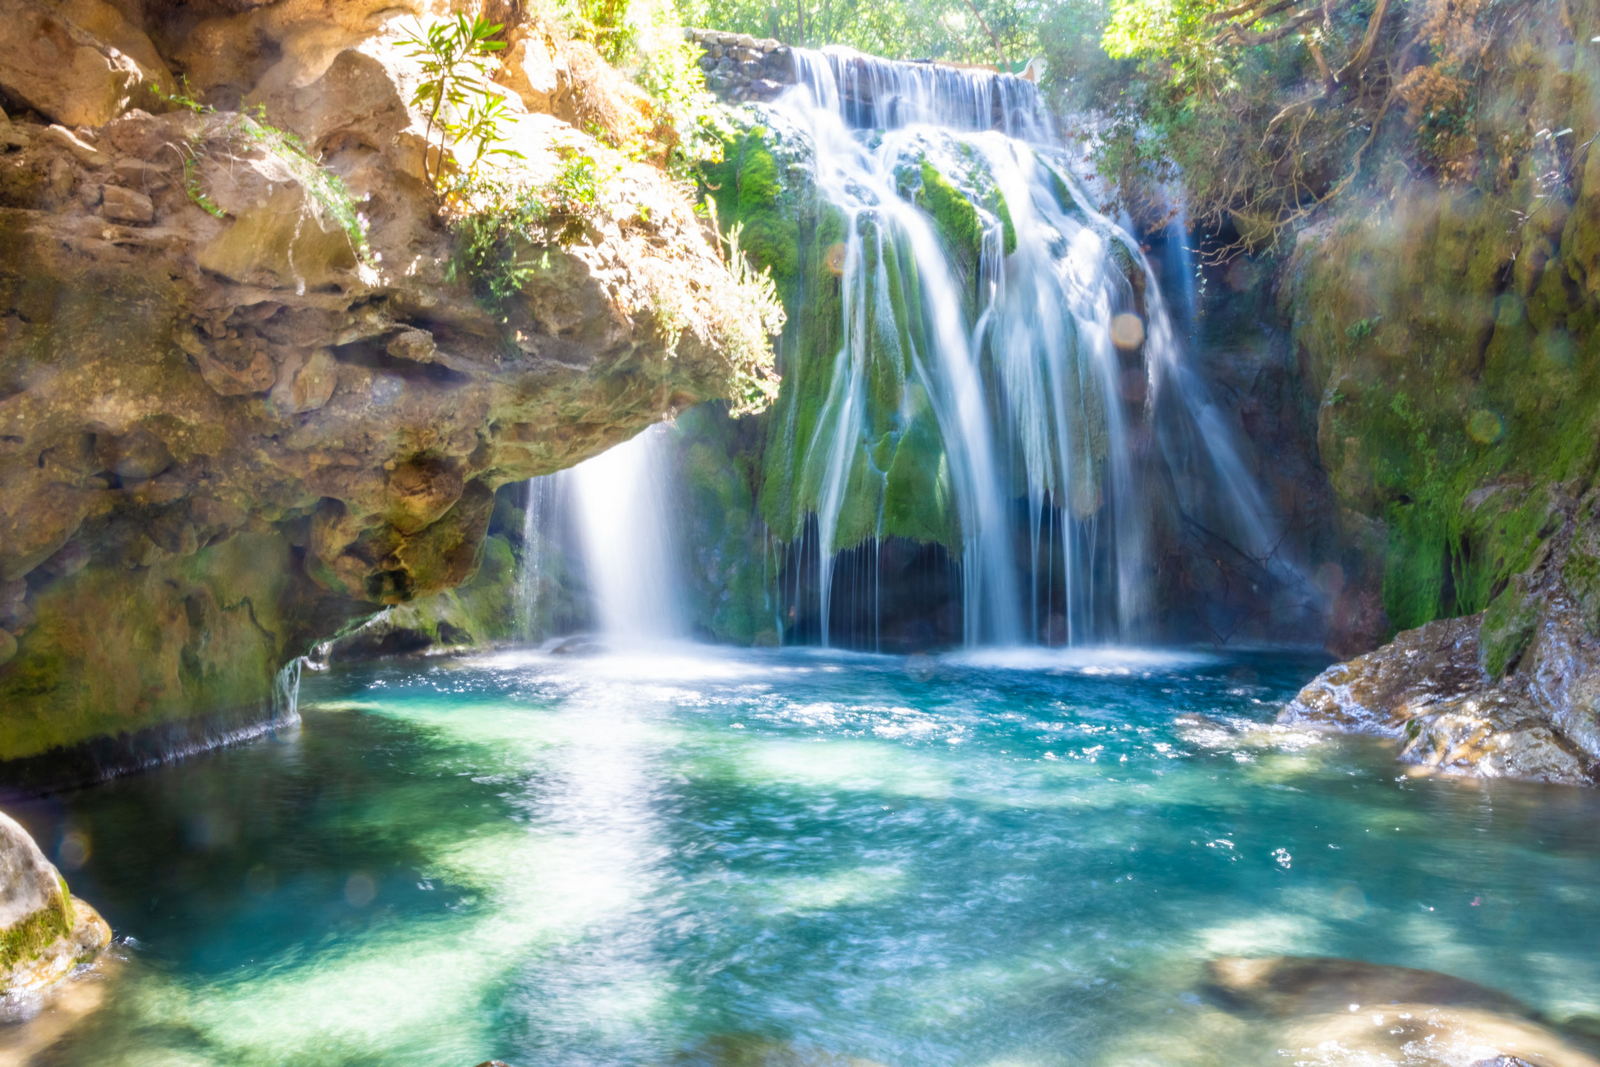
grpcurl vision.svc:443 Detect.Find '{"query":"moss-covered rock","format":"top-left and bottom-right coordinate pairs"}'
top-left (1285, 0), bottom-right (1600, 636)
top-left (0, 532), bottom-right (302, 770)
top-left (670, 406), bottom-right (780, 645)
top-left (0, 811), bottom-right (110, 996)
top-left (317, 534), bottom-right (522, 661)
top-left (703, 115), bottom-right (1014, 559)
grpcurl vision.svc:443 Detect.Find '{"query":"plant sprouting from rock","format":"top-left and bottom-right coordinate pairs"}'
top-left (150, 81), bottom-right (370, 262)
top-left (401, 15), bottom-right (522, 192)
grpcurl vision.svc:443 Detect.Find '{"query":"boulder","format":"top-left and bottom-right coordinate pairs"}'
top-left (0, 0), bottom-right (173, 127)
top-left (0, 811), bottom-right (110, 996)
top-left (1205, 956), bottom-right (1600, 1067)
top-left (1281, 491), bottom-right (1600, 786)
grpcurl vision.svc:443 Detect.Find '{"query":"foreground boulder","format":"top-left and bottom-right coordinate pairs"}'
top-left (1206, 956), bottom-right (1600, 1066)
top-left (1281, 488), bottom-right (1600, 786)
top-left (0, 811), bottom-right (109, 998)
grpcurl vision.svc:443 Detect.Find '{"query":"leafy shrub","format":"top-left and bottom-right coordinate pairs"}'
top-left (401, 15), bottom-right (522, 192)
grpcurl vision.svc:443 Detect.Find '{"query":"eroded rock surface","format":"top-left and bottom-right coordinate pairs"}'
top-left (0, 1), bottom-right (776, 777)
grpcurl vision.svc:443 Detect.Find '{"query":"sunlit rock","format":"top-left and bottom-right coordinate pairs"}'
top-left (0, 811), bottom-right (109, 998)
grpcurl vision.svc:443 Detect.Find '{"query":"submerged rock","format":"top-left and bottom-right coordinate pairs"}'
top-left (673, 1033), bottom-right (886, 1066)
top-left (0, 811), bottom-right (109, 998)
top-left (1205, 956), bottom-right (1600, 1067)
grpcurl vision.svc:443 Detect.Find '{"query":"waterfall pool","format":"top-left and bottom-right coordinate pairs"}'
top-left (8, 646), bottom-right (1600, 1065)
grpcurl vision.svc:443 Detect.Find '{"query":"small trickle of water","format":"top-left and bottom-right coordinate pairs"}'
top-left (272, 655), bottom-right (306, 721)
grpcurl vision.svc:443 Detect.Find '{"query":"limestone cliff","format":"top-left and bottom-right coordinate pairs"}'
top-left (0, 0), bottom-right (777, 783)
top-left (1269, 0), bottom-right (1600, 782)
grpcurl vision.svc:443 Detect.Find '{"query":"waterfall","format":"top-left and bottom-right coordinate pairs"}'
top-left (516, 476), bottom-right (556, 641)
top-left (516, 425), bottom-right (687, 647)
top-left (504, 49), bottom-right (1298, 653)
top-left (569, 426), bottom-right (687, 643)
top-left (759, 46), bottom-right (1289, 647)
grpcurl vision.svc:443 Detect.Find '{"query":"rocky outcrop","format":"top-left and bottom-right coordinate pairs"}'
top-left (686, 30), bottom-right (796, 102)
top-left (0, 0), bottom-right (777, 781)
top-left (1268, 0), bottom-right (1600, 781)
top-left (1281, 490), bottom-right (1600, 785)
top-left (0, 811), bottom-right (109, 998)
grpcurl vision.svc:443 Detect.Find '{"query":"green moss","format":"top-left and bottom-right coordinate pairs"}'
top-left (1296, 190), bottom-right (1600, 633)
top-left (703, 117), bottom-right (984, 562)
top-left (0, 532), bottom-right (295, 762)
top-left (705, 130), bottom-right (799, 290)
top-left (1478, 585), bottom-right (1539, 678)
top-left (987, 185), bottom-right (1018, 256)
top-left (915, 160), bottom-right (983, 272)
top-left (882, 387), bottom-right (960, 550)
top-left (670, 407), bottom-right (779, 645)
top-left (0, 895), bottom-right (72, 974)
top-left (1564, 547), bottom-right (1600, 636)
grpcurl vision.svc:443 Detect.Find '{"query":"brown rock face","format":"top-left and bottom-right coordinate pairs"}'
top-left (0, 0), bottom-right (174, 128)
top-left (0, 4), bottom-right (777, 779)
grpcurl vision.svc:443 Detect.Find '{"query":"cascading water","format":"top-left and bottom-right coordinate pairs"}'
top-left (760, 47), bottom-right (1294, 648)
top-left (508, 51), bottom-right (1300, 653)
top-left (517, 425), bottom-right (688, 646)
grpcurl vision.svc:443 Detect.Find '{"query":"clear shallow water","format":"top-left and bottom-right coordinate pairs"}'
top-left (8, 646), bottom-right (1600, 1066)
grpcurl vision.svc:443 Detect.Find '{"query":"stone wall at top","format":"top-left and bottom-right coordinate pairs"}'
top-left (686, 29), bottom-right (797, 102)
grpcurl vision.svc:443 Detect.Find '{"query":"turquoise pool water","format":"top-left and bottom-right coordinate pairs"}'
top-left (9, 646), bottom-right (1600, 1065)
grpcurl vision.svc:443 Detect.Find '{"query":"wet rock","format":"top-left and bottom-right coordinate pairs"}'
top-left (1282, 494), bottom-right (1600, 785)
top-left (549, 634), bottom-right (607, 656)
top-left (0, 811), bottom-right (110, 996)
top-left (1206, 956), bottom-right (1533, 1017)
top-left (673, 1033), bottom-right (885, 1066)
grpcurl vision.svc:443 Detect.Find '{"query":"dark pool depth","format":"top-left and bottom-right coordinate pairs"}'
top-left (9, 645), bottom-right (1600, 1065)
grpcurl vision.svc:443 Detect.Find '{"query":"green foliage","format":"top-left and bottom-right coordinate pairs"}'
top-left (400, 15), bottom-right (521, 191)
top-left (448, 180), bottom-right (553, 317)
top-left (635, 27), bottom-right (731, 178)
top-left (701, 0), bottom-right (1047, 67)
top-left (1089, 0), bottom-right (1515, 248)
top-left (151, 81), bottom-right (369, 260)
top-left (568, 0), bottom-right (641, 63)
top-left (446, 147), bottom-right (620, 318)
